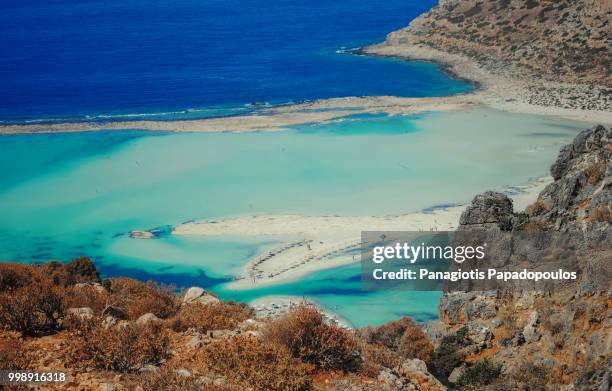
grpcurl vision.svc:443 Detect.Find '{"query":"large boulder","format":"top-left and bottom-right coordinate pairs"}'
top-left (399, 359), bottom-right (447, 390)
top-left (135, 313), bottom-right (161, 326)
top-left (459, 191), bottom-right (514, 230)
top-left (522, 310), bottom-right (541, 343)
top-left (66, 307), bottom-right (94, 320)
top-left (182, 287), bottom-right (220, 306)
top-left (102, 305), bottom-right (128, 320)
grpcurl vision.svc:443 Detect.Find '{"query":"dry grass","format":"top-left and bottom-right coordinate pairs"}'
top-left (197, 335), bottom-right (312, 391)
top-left (133, 365), bottom-right (230, 391)
top-left (170, 301), bottom-right (253, 333)
top-left (0, 333), bottom-right (33, 370)
top-left (265, 306), bottom-right (360, 372)
top-left (523, 219), bottom-right (547, 233)
top-left (70, 319), bottom-right (170, 372)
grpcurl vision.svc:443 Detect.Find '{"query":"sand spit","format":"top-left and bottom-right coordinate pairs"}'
top-left (169, 177), bottom-right (550, 290)
top-left (0, 95), bottom-right (475, 135)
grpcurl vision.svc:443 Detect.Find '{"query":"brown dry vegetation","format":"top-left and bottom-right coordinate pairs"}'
top-left (0, 260), bottom-right (441, 390)
top-left (0, 333), bottom-right (33, 370)
top-left (197, 335), bottom-right (312, 391)
top-left (0, 268), bottom-right (65, 336)
top-left (265, 305), bottom-right (361, 372)
top-left (107, 278), bottom-right (178, 320)
top-left (585, 161), bottom-right (607, 185)
top-left (527, 198), bottom-right (550, 215)
top-left (170, 301), bottom-right (253, 333)
top-left (69, 319), bottom-right (170, 372)
top-left (588, 205), bottom-right (612, 222)
top-left (359, 317), bottom-right (434, 364)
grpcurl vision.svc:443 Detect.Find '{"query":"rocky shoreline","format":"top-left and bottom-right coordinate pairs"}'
top-left (364, 0), bottom-right (611, 119)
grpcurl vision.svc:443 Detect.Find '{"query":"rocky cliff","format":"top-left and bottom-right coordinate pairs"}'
top-left (433, 125), bottom-right (611, 390)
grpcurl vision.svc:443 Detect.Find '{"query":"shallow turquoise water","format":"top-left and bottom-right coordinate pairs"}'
top-left (0, 108), bottom-right (586, 326)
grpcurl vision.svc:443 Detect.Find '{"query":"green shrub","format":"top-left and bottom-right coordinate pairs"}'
top-left (457, 358), bottom-right (502, 387)
top-left (432, 327), bottom-right (469, 377)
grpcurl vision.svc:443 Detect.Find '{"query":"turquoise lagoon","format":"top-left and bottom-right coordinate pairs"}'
top-left (0, 108), bottom-right (587, 326)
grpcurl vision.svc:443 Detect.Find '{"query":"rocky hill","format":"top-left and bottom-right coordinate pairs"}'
top-left (383, 0), bottom-right (610, 85)
top-left (366, 0), bottom-right (612, 112)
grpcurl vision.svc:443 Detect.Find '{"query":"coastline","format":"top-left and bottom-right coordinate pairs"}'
top-left (362, 43), bottom-right (612, 125)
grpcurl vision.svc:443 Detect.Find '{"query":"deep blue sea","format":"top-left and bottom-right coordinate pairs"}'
top-left (0, 0), bottom-right (471, 123)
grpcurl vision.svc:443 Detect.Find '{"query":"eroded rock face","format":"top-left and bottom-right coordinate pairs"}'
top-left (538, 125), bottom-right (611, 229)
top-left (459, 191), bottom-right (514, 230)
top-left (436, 125), bottom-right (611, 388)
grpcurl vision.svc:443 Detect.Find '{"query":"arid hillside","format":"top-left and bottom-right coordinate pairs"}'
top-left (384, 0), bottom-right (610, 86)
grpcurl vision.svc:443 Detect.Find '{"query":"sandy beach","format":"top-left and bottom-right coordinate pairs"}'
top-left (169, 176), bottom-right (551, 290)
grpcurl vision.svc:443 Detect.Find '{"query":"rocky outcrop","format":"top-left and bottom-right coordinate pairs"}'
top-left (434, 125), bottom-right (611, 389)
top-left (181, 286), bottom-right (220, 306)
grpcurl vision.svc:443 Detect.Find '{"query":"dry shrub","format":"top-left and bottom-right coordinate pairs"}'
top-left (0, 278), bottom-right (64, 336)
top-left (170, 301), bottom-right (253, 333)
top-left (0, 334), bottom-right (33, 370)
top-left (108, 278), bottom-right (178, 319)
top-left (62, 285), bottom-right (109, 313)
top-left (514, 361), bottom-right (548, 391)
top-left (266, 305), bottom-right (360, 372)
top-left (358, 341), bottom-right (402, 377)
top-left (588, 206), bottom-right (611, 222)
top-left (0, 263), bottom-right (33, 292)
top-left (70, 319), bottom-right (170, 372)
top-left (527, 199), bottom-right (549, 215)
top-left (197, 335), bottom-right (311, 391)
top-left (585, 161), bottom-right (606, 185)
top-left (42, 257), bottom-right (101, 286)
top-left (360, 317), bottom-right (433, 363)
top-left (495, 305), bottom-right (520, 341)
top-left (523, 219), bottom-right (546, 233)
